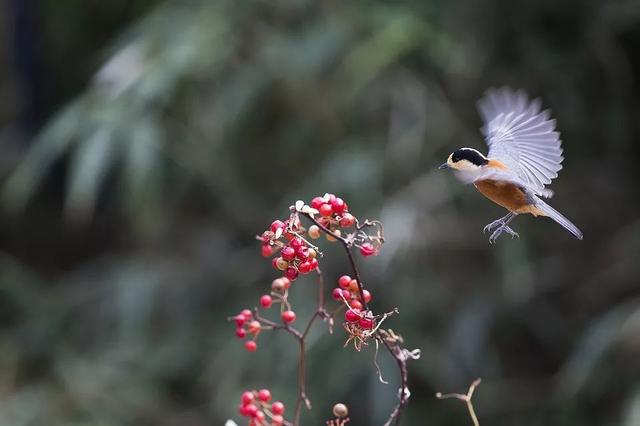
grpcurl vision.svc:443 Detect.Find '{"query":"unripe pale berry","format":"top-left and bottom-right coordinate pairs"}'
top-left (350, 300), bottom-right (363, 310)
top-left (276, 258), bottom-right (289, 271)
top-left (271, 401), bottom-right (285, 415)
top-left (271, 278), bottom-right (286, 293)
top-left (326, 229), bottom-right (341, 242)
top-left (348, 279), bottom-right (359, 292)
top-left (308, 225), bottom-right (321, 239)
top-left (307, 248), bottom-right (317, 258)
top-left (281, 310), bottom-right (296, 324)
top-left (260, 294), bottom-right (272, 308)
top-left (333, 403), bottom-right (349, 418)
top-left (247, 320), bottom-right (261, 334)
top-left (245, 340), bottom-right (257, 352)
top-left (271, 414), bottom-right (284, 425)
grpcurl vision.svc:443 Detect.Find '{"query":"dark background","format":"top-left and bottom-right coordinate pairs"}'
top-left (1, 0), bottom-right (639, 425)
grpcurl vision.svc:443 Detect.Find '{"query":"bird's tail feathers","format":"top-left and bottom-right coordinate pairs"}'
top-left (536, 200), bottom-right (583, 240)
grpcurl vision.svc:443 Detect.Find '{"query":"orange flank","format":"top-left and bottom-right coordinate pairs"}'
top-left (487, 159), bottom-right (508, 170)
top-left (474, 179), bottom-right (547, 216)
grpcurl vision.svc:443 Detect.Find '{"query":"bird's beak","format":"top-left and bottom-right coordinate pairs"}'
top-left (438, 163), bottom-right (449, 170)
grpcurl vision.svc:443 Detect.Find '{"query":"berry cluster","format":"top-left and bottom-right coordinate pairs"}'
top-left (260, 215), bottom-right (319, 282)
top-left (233, 309), bottom-right (262, 352)
top-left (238, 389), bottom-right (287, 426)
top-left (331, 275), bottom-right (375, 330)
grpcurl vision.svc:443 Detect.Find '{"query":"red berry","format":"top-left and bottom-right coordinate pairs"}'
top-left (359, 317), bottom-right (374, 329)
top-left (308, 258), bottom-right (318, 270)
top-left (241, 309), bottom-right (253, 318)
top-left (261, 244), bottom-right (273, 258)
top-left (310, 197), bottom-right (324, 209)
top-left (290, 237), bottom-right (304, 249)
top-left (236, 327), bottom-right (247, 338)
top-left (255, 411), bottom-right (265, 422)
top-left (281, 310), bottom-right (296, 324)
top-left (281, 246), bottom-right (296, 261)
top-left (338, 275), bottom-right (352, 289)
top-left (345, 309), bottom-right (361, 323)
top-left (298, 261), bottom-right (313, 274)
top-left (331, 197), bottom-right (346, 214)
top-left (260, 295), bottom-right (272, 309)
top-left (319, 203), bottom-right (333, 217)
top-left (296, 246), bottom-right (310, 259)
top-left (360, 242), bottom-right (377, 256)
top-left (234, 314), bottom-right (247, 327)
top-left (239, 404), bottom-right (249, 416)
top-left (350, 300), bottom-right (363, 310)
top-left (271, 401), bottom-right (285, 415)
top-left (245, 340), bottom-right (257, 352)
top-left (342, 289), bottom-right (351, 299)
top-left (285, 266), bottom-right (299, 281)
top-left (242, 391), bottom-right (255, 405)
top-left (271, 257), bottom-right (280, 270)
top-left (270, 220), bottom-right (285, 233)
top-left (245, 403), bottom-right (258, 417)
top-left (257, 389), bottom-right (271, 402)
top-left (339, 213), bottom-right (355, 227)
top-left (332, 288), bottom-right (343, 301)
top-left (362, 289), bottom-right (372, 303)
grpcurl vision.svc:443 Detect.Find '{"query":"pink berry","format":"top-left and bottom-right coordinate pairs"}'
top-left (236, 327), bottom-right (247, 338)
top-left (261, 244), bottom-right (273, 258)
top-left (255, 411), bottom-right (265, 422)
top-left (331, 197), bottom-right (346, 214)
top-left (362, 289), bottom-right (372, 303)
top-left (271, 401), bottom-right (285, 415)
top-left (338, 275), bottom-right (351, 289)
top-left (345, 309), bottom-right (361, 323)
top-left (342, 289), bottom-right (351, 299)
top-left (360, 242), bottom-right (377, 256)
top-left (241, 309), bottom-right (253, 318)
top-left (290, 237), bottom-right (304, 249)
top-left (257, 389), bottom-right (271, 402)
top-left (281, 246), bottom-right (296, 261)
top-left (245, 341), bottom-right (257, 352)
top-left (339, 213), bottom-right (355, 227)
top-left (270, 220), bottom-right (285, 233)
top-left (308, 258), bottom-right (318, 270)
top-left (332, 288), bottom-right (343, 301)
top-left (281, 310), bottom-right (296, 324)
top-left (298, 261), bottom-right (313, 274)
top-left (242, 391), bottom-right (255, 405)
top-left (245, 403), bottom-right (258, 417)
top-left (285, 266), bottom-right (299, 281)
top-left (310, 197), bottom-right (324, 209)
top-left (234, 314), bottom-right (247, 327)
top-left (319, 203), bottom-right (333, 217)
top-left (272, 414), bottom-right (284, 425)
top-left (350, 300), bottom-right (363, 310)
top-left (260, 295), bottom-right (273, 309)
top-left (359, 317), bottom-right (374, 329)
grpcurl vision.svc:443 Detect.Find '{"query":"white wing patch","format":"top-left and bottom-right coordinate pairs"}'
top-left (477, 87), bottom-right (564, 197)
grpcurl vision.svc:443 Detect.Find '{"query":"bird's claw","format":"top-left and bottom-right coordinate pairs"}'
top-left (483, 219), bottom-right (505, 234)
top-left (488, 225), bottom-right (519, 244)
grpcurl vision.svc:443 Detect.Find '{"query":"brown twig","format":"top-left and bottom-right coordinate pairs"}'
top-left (436, 378), bottom-right (482, 426)
top-left (301, 212), bottom-right (412, 426)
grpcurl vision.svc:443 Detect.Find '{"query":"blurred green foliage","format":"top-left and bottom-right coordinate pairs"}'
top-left (1, 0), bottom-right (640, 425)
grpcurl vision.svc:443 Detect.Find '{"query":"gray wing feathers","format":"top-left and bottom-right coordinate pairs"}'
top-left (477, 87), bottom-right (564, 197)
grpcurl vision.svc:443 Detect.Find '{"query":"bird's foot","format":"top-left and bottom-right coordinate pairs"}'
top-left (488, 224), bottom-right (519, 244)
top-left (483, 218), bottom-right (506, 234)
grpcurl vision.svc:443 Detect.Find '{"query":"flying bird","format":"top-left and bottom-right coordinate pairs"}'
top-left (439, 87), bottom-right (583, 243)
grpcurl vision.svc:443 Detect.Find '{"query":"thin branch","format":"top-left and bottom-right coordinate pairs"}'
top-left (436, 378), bottom-right (482, 426)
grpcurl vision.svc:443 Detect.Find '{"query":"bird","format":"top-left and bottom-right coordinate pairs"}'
top-left (439, 87), bottom-right (583, 243)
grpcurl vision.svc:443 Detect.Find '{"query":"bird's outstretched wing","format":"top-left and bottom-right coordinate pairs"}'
top-left (477, 87), bottom-right (564, 197)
